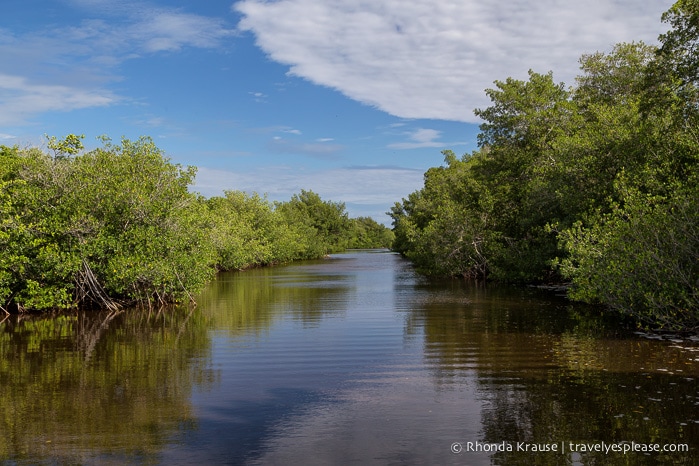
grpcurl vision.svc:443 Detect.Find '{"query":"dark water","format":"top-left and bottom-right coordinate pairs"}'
top-left (1, 250), bottom-right (697, 465)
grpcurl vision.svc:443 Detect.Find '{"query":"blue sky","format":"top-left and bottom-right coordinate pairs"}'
top-left (1, 0), bottom-right (674, 223)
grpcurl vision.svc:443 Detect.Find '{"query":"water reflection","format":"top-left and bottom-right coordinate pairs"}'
top-left (402, 279), bottom-right (699, 465)
top-left (196, 258), bottom-right (354, 333)
top-left (0, 306), bottom-right (212, 464)
top-left (0, 251), bottom-right (697, 465)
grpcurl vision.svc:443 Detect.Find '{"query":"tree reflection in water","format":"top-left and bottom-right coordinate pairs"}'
top-left (0, 305), bottom-right (213, 464)
top-left (0, 253), bottom-right (697, 465)
top-left (406, 281), bottom-right (699, 465)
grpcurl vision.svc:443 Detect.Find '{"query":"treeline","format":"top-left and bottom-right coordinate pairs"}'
top-left (0, 136), bottom-right (393, 313)
top-left (390, 1), bottom-right (698, 331)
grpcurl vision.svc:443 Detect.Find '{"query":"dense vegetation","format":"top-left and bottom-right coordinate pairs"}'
top-left (0, 137), bottom-right (393, 313)
top-left (389, 1), bottom-right (698, 331)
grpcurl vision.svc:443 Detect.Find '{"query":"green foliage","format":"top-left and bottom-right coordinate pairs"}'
top-left (657, 0), bottom-right (699, 96)
top-left (390, 2), bottom-right (699, 330)
top-left (475, 70), bottom-right (571, 152)
top-left (0, 140), bottom-right (378, 312)
top-left (70, 137), bottom-right (216, 304)
top-left (558, 185), bottom-right (698, 331)
top-left (392, 71), bottom-right (576, 282)
top-left (275, 189), bottom-right (353, 256)
top-left (0, 146), bottom-right (81, 311)
top-left (474, 71), bottom-right (575, 281)
top-left (206, 190), bottom-right (314, 270)
top-left (206, 189), bottom-right (380, 270)
top-left (390, 150), bottom-right (497, 278)
top-left (0, 137), bottom-right (216, 311)
top-left (346, 217), bottom-right (394, 249)
top-left (46, 133), bottom-right (85, 157)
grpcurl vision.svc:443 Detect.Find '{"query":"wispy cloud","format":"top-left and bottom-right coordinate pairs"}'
top-left (64, 1), bottom-right (237, 53)
top-left (387, 127), bottom-right (467, 150)
top-left (388, 128), bottom-right (443, 149)
top-left (249, 91), bottom-right (268, 103)
top-left (0, 4), bottom-right (236, 125)
top-left (268, 137), bottom-right (343, 158)
top-left (0, 73), bottom-right (117, 125)
top-left (134, 10), bottom-right (236, 53)
top-left (235, 0), bottom-right (673, 122)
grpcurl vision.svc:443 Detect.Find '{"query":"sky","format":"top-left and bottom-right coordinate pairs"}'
top-left (1, 0), bottom-right (675, 224)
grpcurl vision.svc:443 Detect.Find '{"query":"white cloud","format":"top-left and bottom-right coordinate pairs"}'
top-left (410, 128), bottom-right (441, 143)
top-left (0, 73), bottom-right (117, 125)
top-left (388, 128), bottom-right (443, 149)
top-left (235, 0), bottom-right (674, 123)
top-left (387, 127), bottom-right (467, 150)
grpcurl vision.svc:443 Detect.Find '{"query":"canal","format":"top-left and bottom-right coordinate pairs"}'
top-left (1, 250), bottom-right (697, 464)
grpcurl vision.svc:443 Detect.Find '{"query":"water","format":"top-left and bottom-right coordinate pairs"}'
top-left (1, 250), bottom-right (697, 465)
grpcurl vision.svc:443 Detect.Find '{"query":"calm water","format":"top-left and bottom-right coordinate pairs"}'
top-left (1, 250), bottom-right (697, 465)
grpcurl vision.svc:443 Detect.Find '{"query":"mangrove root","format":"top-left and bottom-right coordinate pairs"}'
top-left (75, 259), bottom-right (121, 312)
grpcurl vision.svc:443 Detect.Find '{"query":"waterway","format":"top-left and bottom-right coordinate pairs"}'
top-left (1, 250), bottom-right (697, 465)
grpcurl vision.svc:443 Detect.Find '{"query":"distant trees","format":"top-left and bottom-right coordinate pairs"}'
top-left (206, 191), bottom-right (303, 270)
top-left (390, 1), bottom-right (698, 331)
top-left (275, 189), bottom-right (352, 256)
top-left (0, 137), bottom-right (392, 313)
top-left (347, 216), bottom-right (395, 249)
top-left (206, 188), bottom-right (392, 271)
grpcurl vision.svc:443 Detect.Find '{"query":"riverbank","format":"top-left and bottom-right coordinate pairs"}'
top-left (0, 137), bottom-right (393, 314)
